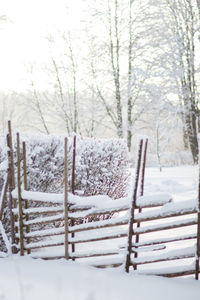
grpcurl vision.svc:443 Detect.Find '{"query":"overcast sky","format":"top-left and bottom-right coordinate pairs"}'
top-left (0, 0), bottom-right (85, 92)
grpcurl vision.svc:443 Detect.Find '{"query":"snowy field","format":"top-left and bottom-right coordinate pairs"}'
top-left (1, 165), bottom-right (200, 300)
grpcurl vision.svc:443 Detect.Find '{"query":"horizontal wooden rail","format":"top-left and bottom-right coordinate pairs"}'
top-left (70, 249), bottom-right (120, 259)
top-left (69, 232), bottom-right (127, 244)
top-left (134, 216), bottom-right (197, 235)
top-left (24, 227), bottom-right (65, 239)
top-left (23, 214), bottom-right (64, 226)
top-left (133, 233), bottom-right (197, 248)
top-left (131, 246), bottom-right (196, 266)
top-left (68, 216), bottom-right (128, 233)
top-left (134, 264), bottom-right (196, 278)
top-left (13, 206), bottom-right (63, 215)
top-left (25, 240), bottom-right (64, 250)
top-left (135, 203), bottom-right (197, 223)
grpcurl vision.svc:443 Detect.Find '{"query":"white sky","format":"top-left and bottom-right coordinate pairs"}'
top-left (0, 0), bottom-right (85, 92)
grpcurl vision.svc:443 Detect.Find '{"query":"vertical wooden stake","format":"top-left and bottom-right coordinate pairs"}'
top-left (8, 120), bottom-right (15, 190)
top-left (64, 137), bottom-right (69, 260)
top-left (140, 138), bottom-right (148, 197)
top-left (23, 141), bottom-right (30, 254)
top-left (71, 135), bottom-right (76, 259)
top-left (0, 173), bottom-right (9, 220)
top-left (17, 133), bottom-right (24, 256)
top-left (6, 130), bottom-right (17, 253)
top-left (71, 135), bottom-right (76, 195)
top-left (195, 135), bottom-right (200, 280)
top-left (134, 138), bottom-right (148, 265)
top-left (125, 139), bottom-right (143, 273)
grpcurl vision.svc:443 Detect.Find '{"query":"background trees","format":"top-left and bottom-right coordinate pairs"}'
top-left (0, 0), bottom-right (200, 164)
top-left (162, 0), bottom-right (200, 163)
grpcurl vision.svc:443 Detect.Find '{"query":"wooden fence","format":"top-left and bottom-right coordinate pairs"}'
top-left (0, 121), bottom-right (200, 280)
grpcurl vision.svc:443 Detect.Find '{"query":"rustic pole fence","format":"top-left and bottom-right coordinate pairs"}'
top-left (125, 139), bottom-right (143, 273)
top-left (64, 137), bottom-right (69, 259)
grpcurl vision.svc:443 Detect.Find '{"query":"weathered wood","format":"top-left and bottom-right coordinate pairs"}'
top-left (69, 232), bottom-right (127, 244)
top-left (135, 207), bottom-right (197, 223)
top-left (133, 233), bottom-right (197, 248)
top-left (70, 250), bottom-right (119, 259)
top-left (131, 251), bottom-right (195, 266)
top-left (25, 241), bottom-right (64, 250)
top-left (93, 262), bottom-right (123, 268)
top-left (136, 267), bottom-right (196, 278)
top-left (22, 141), bottom-right (31, 254)
top-left (195, 137), bottom-right (200, 280)
top-left (24, 227), bottom-right (65, 239)
top-left (134, 217), bottom-right (197, 235)
top-left (71, 135), bottom-right (76, 258)
top-left (134, 138), bottom-right (148, 264)
top-left (125, 139), bottom-right (143, 272)
top-left (64, 137), bottom-right (69, 259)
top-left (71, 135), bottom-right (76, 195)
top-left (0, 173), bottom-right (9, 220)
top-left (17, 133), bottom-right (24, 256)
top-left (8, 121), bottom-right (15, 189)
top-left (68, 218), bottom-right (128, 233)
top-left (21, 207), bottom-right (63, 215)
top-left (22, 214), bottom-right (64, 226)
top-left (6, 132), bottom-right (16, 253)
top-left (140, 138), bottom-right (148, 197)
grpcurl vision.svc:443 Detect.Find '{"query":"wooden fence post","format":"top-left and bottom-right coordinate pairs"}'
top-left (134, 138), bottom-right (148, 266)
top-left (64, 137), bottom-right (69, 259)
top-left (6, 122), bottom-right (17, 253)
top-left (0, 173), bottom-right (9, 220)
top-left (8, 121), bottom-right (15, 190)
top-left (23, 141), bottom-right (30, 254)
top-left (195, 135), bottom-right (200, 280)
top-left (125, 139), bottom-right (143, 273)
top-left (71, 135), bottom-right (76, 259)
top-left (17, 133), bottom-right (24, 256)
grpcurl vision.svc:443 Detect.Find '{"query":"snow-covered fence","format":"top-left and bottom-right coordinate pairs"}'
top-left (11, 186), bottom-right (172, 263)
top-left (2, 121), bottom-right (130, 254)
top-left (125, 198), bottom-right (199, 277)
top-left (5, 123), bottom-right (200, 279)
top-left (10, 137), bottom-right (149, 264)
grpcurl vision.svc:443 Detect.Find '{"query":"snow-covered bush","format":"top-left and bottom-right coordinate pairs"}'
top-left (0, 133), bottom-right (130, 200)
top-left (75, 137), bottom-right (130, 199)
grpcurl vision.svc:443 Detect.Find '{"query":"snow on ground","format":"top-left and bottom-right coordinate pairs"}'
top-left (0, 166), bottom-right (200, 299)
top-left (1, 256), bottom-right (200, 300)
top-left (144, 166), bottom-right (198, 201)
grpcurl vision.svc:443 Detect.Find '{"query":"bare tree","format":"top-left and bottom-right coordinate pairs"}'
top-left (164, 0), bottom-right (200, 163)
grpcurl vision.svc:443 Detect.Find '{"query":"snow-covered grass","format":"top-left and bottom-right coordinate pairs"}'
top-left (0, 165), bottom-right (200, 299)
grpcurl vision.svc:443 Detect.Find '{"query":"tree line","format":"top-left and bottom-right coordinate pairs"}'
top-left (0, 0), bottom-right (200, 163)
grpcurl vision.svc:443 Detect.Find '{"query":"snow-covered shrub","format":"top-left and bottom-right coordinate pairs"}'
top-left (20, 133), bottom-right (72, 193)
top-left (0, 133), bottom-right (130, 196)
top-left (75, 137), bottom-right (130, 199)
